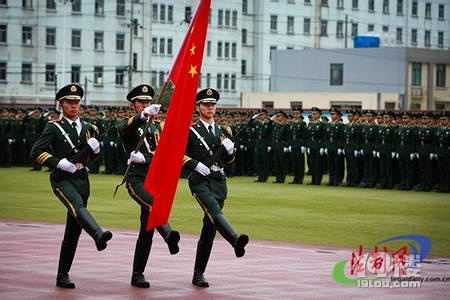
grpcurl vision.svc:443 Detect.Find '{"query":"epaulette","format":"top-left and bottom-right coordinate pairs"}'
top-left (221, 124), bottom-right (233, 136)
top-left (50, 119), bottom-right (61, 123)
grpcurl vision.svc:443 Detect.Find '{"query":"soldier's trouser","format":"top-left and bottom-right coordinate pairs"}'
top-left (362, 152), bottom-right (375, 187)
top-left (437, 154), bottom-right (450, 192)
top-left (310, 148), bottom-right (323, 185)
top-left (399, 154), bottom-right (413, 189)
top-left (126, 176), bottom-right (178, 276)
top-left (273, 146), bottom-right (286, 182)
top-left (379, 151), bottom-right (393, 188)
top-left (327, 149), bottom-right (338, 185)
top-left (255, 143), bottom-right (269, 182)
top-left (419, 154), bottom-right (432, 191)
top-left (345, 150), bottom-right (357, 186)
top-left (291, 146), bottom-right (305, 183)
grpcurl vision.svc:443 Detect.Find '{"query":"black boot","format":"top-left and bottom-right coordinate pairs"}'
top-left (56, 241), bottom-right (77, 288)
top-left (131, 239), bottom-right (152, 288)
top-left (192, 240), bottom-right (213, 288)
top-left (77, 207), bottom-right (112, 251)
top-left (157, 224), bottom-right (180, 255)
top-left (214, 214), bottom-right (249, 258)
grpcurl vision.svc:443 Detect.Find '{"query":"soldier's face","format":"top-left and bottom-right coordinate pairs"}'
top-left (197, 102), bottom-right (216, 119)
top-left (60, 99), bottom-right (80, 120)
top-left (293, 112), bottom-right (301, 120)
top-left (331, 112), bottom-right (339, 122)
top-left (312, 112), bottom-right (320, 121)
top-left (133, 99), bottom-right (151, 113)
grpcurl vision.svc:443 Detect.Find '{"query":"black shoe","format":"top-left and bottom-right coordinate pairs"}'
top-left (192, 272), bottom-right (209, 288)
top-left (56, 273), bottom-right (75, 289)
top-left (131, 274), bottom-right (150, 288)
top-left (234, 234), bottom-right (249, 258)
top-left (167, 230), bottom-right (180, 255)
top-left (95, 231), bottom-right (113, 251)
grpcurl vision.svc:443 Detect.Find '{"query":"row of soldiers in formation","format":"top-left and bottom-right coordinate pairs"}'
top-left (1, 105), bottom-right (449, 192)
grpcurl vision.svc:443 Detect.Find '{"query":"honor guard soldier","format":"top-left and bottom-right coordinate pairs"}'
top-left (325, 108), bottom-right (345, 186)
top-left (397, 112), bottom-right (416, 190)
top-left (435, 113), bottom-right (449, 192)
top-left (288, 109), bottom-right (307, 184)
top-left (118, 84), bottom-right (180, 288)
top-left (271, 110), bottom-right (289, 183)
top-left (183, 88), bottom-right (249, 288)
top-left (30, 84), bottom-right (112, 289)
top-left (376, 111), bottom-right (397, 189)
top-left (360, 110), bottom-right (378, 188)
top-left (306, 107), bottom-right (325, 185)
top-left (253, 109), bottom-right (272, 182)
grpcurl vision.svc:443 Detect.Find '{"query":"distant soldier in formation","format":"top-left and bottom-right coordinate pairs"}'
top-left (288, 109), bottom-right (307, 184)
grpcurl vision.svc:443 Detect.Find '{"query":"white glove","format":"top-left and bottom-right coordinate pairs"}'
top-left (288, 146), bottom-right (292, 152)
top-left (410, 153), bottom-right (415, 161)
top-left (360, 149), bottom-right (364, 156)
top-left (307, 147), bottom-right (310, 154)
top-left (244, 146), bottom-right (247, 151)
top-left (100, 141), bottom-right (104, 146)
top-left (354, 150), bottom-right (359, 157)
top-left (267, 146), bottom-right (272, 152)
top-left (324, 148), bottom-right (328, 155)
top-left (372, 150), bottom-right (377, 158)
top-left (239, 145), bottom-right (245, 150)
top-left (221, 138), bottom-right (234, 155)
top-left (251, 113), bottom-right (259, 120)
top-left (141, 104), bottom-right (161, 119)
top-left (342, 149), bottom-right (345, 156)
top-left (56, 158), bottom-right (77, 173)
top-left (301, 146), bottom-right (306, 154)
top-left (270, 115), bottom-right (276, 121)
top-left (429, 153), bottom-right (433, 160)
top-left (110, 141), bottom-right (115, 147)
top-left (391, 152), bottom-right (396, 159)
top-left (283, 147), bottom-right (288, 153)
top-left (194, 162), bottom-right (211, 176)
top-left (87, 138), bottom-right (100, 154)
top-left (8, 138), bottom-right (13, 144)
top-left (434, 153), bottom-right (439, 160)
top-left (127, 151), bottom-right (146, 165)
top-left (396, 153), bottom-right (399, 159)
top-left (415, 153), bottom-right (420, 159)
top-left (319, 148), bottom-right (325, 156)
top-left (337, 149), bottom-right (342, 155)
top-left (376, 151), bottom-right (380, 158)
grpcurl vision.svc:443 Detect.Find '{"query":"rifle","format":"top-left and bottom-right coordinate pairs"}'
top-left (51, 126), bottom-right (113, 182)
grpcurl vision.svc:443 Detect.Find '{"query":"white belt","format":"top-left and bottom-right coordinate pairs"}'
top-left (210, 164), bottom-right (224, 174)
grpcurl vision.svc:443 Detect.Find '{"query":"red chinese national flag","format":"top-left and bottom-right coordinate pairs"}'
top-left (144, 0), bottom-right (211, 230)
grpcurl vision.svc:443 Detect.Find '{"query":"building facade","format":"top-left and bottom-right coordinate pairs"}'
top-left (0, 0), bottom-right (449, 107)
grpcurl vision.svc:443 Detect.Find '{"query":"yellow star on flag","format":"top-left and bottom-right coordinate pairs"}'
top-left (190, 44), bottom-right (196, 56)
top-left (188, 65), bottom-right (198, 78)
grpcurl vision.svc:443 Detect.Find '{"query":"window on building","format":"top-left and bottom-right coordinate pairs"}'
top-left (241, 60), bottom-right (247, 76)
top-left (72, 0), bottom-right (81, 13)
top-left (438, 32), bottom-right (444, 48)
top-left (160, 4), bottom-right (166, 22)
top-left (262, 101), bottom-right (274, 109)
top-left (330, 63), bottom-right (343, 85)
top-left (287, 16), bottom-right (294, 34)
top-left (383, 0), bottom-right (389, 14)
top-left (231, 42), bottom-right (237, 58)
top-left (337, 0), bottom-right (344, 9)
top-left (152, 4), bottom-right (158, 21)
top-left (116, 0), bottom-right (125, 16)
top-left (204, 73), bottom-right (210, 87)
top-left (45, 64), bottom-right (56, 83)
top-left (225, 10), bottom-right (230, 27)
top-left (397, 0), bottom-right (403, 15)
top-left (22, 0), bottom-right (32, 9)
top-left (0, 62), bottom-right (6, 81)
top-left (133, 18), bottom-right (138, 36)
top-left (159, 71), bottom-right (164, 87)
top-left (0, 24), bottom-right (6, 43)
top-left (411, 28), bottom-right (417, 45)
top-left (94, 66), bottom-right (103, 85)
top-left (270, 15), bottom-right (278, 31)
top-left (321, 0), bottom-right (328, 7)
top-left (351, 22), bottom-right (358, 37)
top-left (243, 0), bottom-right (248, 14)
top-left (425, 30), bottom-right (431, 47)
top-left (217, 41), bottom-right (222, 58)
top-left (46, 0), bottom-right (55, 10)
top-left (116, 33), bottom-right (125, 51)
top-left (185, 6), bottom-right (192, 23)
top-left (151, 71), bottom-right (157, 87)
top-left (224, 42), bottom-right (229, 58)
top-left (270, 45), bottom-right (277, 60)
top-left (384, 102), bottom-right (395, 110)
top-left (72, 29), bottom-right (81, 48)
top-left (71, 65), bottom-right (80, 83)
top-left (218, 9), bottom-right (223, 26)
top-left (425, 3), bottom-right (431, 19)
top-left (368, 24), bottom-right (374, 32)
top-left (22, 63), bottom-right (32, 83)
top-left (242, 28), bottom-right (247, 44)
top-left (352, 0), bottom-right (358, 9)
top-left (383, 25), bottom-right (389, 32)
top-left (232, 10), bottom-right (237, 27)
top-left (412, 63), bottom-right (421, 86)
top-left (159, 37), bottom-right (165, 54)
top-left (368, 0), bottom-right (374, 12)
top-left (46, 27), bottom-right (56, 46)
top-left (436, 64), bottom-right (446, 88)
top-left (320, 20), bottom-right (327, 36)
top-left (168, 5), bottom-right (173, 22)
top-left (305, 0), bottom-right (311, 4)
top-left (94, 31), bottom-right (103, 50)
top-left (304, 18), bottom-right (311, 34)
top-left (0, 0), bottom-right (7, 6)
top-left (152, 37), bottom-right (157, 54)
top-left (205, 40), bottom-right (211, 57)
top-left (95, 0), bottom-right (104, 16)
top-left (115, 67), bottom-right (125, 85)
top-left (412, 1), bottom-right (418, 17)
top-left (396, 27), bottom-right (402, 43)
top-left (438, 4), bottom-right (445, 19)
top-left (224, 73), bottom-right (229, 90)
top-left (22, 26), bottom-right (32, 45)
top-left (217, 73), bottom-right (222, 89)
top-left (167, 38), bottom-right (173, 55)
top-left (231, 74), bottom-right (236, 90)
top-left (337, 21), bottom-right (344, 38)
top-left (291, 101), bottom-right (303, 110)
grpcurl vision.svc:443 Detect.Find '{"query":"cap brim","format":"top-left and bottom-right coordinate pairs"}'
top-left (131, 95), bottom-right (153, 102)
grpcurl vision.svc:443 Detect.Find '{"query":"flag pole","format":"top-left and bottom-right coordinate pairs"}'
top-left (113, 78), bottom-right (172, 197)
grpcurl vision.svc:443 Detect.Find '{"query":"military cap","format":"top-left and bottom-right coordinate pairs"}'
top-left (196, 88), bottom-right (220, 105)
top-left (260, 109), bottom-right (268, 115)
top-left (421, 112), bottom-right (434, 119)
top-left (127, 84), bottom-right (155, 102)
top-left (382, 111), bottom-right (394, 117)
top-left (292, 108), bottom-right (303, 113)
top-left (80, 104), bottom-right (87, 110)
top-left (88, 105), bottom-right (99, 111)
top-left (401, 111), bottom-right (412, 118)
top-left (311, 107), bottom-right (322, 114)
top-left (276, 110), bottom-right (288, 118)
top-left (346, 109), bottom-right (355, 115)
top-left (365, 110), bottom-right (376, 116)
top-left (439, 113), bottom-right (448, 120)
top-left (329, 107), bottom-right (342, 116)
top-left (56, 84), bottom-right (84, 101)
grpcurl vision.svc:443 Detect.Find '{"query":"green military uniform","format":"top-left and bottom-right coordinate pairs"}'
top-left (183, 88), bottom-right (248, 288)
top-left (271, 111), bottom-right (289, 183)
top-left (377, 112), bottom-right (397, 189)
top-left (306, 107), bottom-right (325, 185)
top-left (416, 112), bottom-right (436, 191)
top-left (360, 111), bottom-right (378, 188)
top-left (325, 108), bottom-right (345, 186)
top-left (288, 111), bottom-right (307, 184)
top-left (397, 112), bottom-right (416, 190)
top-left (102, 110), bottom-right (118, 174)
top-left (253, 110), bottom-right (272, 182)
top-left (118, 84), bottom-right (180, 288)
top-left (29, 84), bottom-right (112, 289)
top-left (343, 110), bottom-right (361, 186)
top-left (435, 114), bottom-right (450, 192)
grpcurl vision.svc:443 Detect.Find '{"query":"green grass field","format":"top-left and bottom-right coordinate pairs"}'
top-left (1, 167), bottom-right (449, 256)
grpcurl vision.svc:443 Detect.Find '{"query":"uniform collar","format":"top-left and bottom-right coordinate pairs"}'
top-left (199, 119), bottom-right (215, 134)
